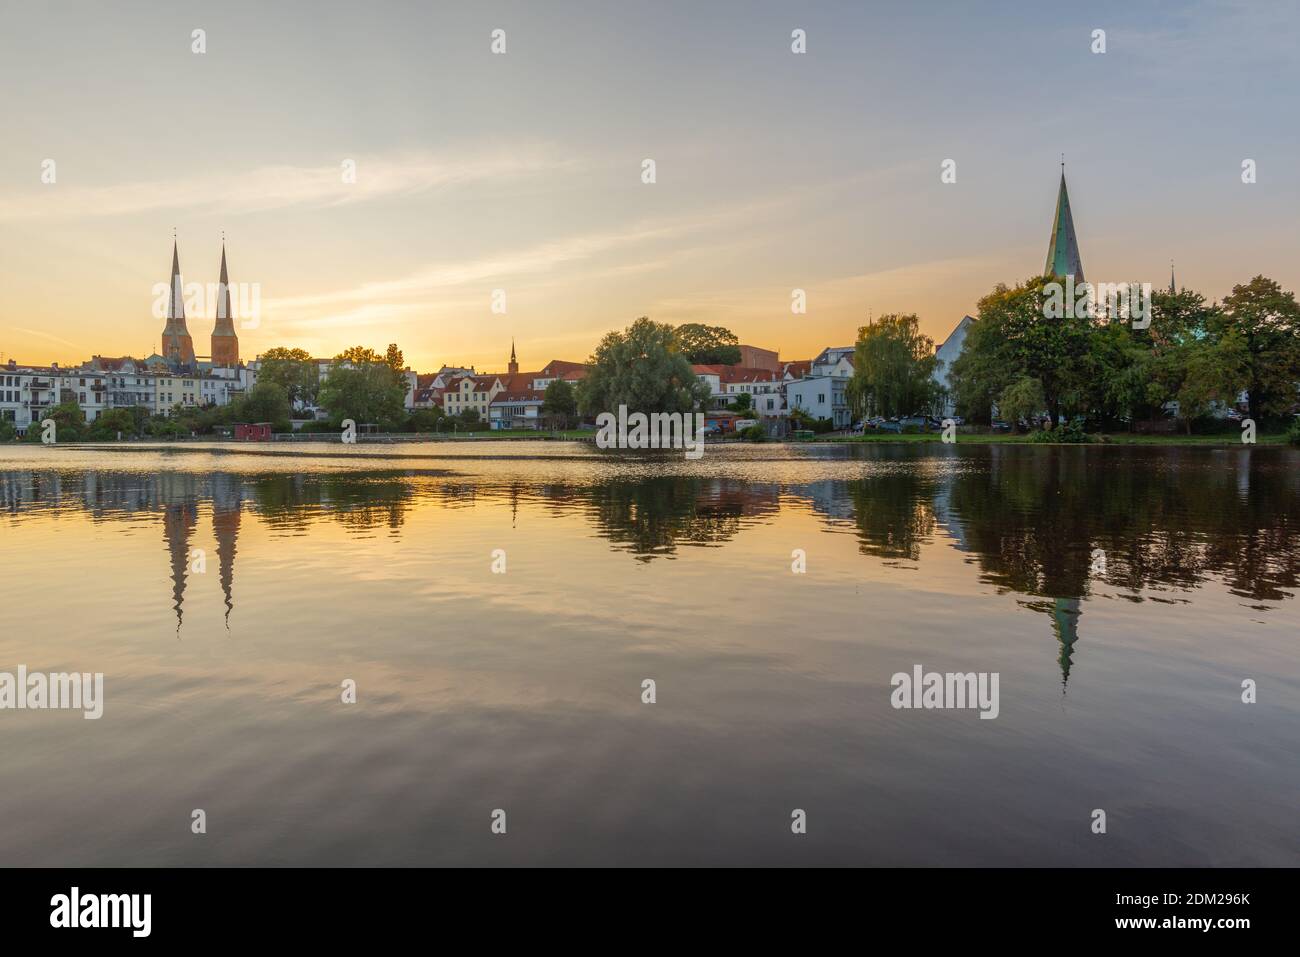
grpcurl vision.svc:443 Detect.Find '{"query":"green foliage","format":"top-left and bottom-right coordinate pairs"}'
top-left (846, 313), bottom-right (940, 418)
top-left (0, 420), bottom-right (15, 442)
top-left (236, 381), bottom-right (294, 432)
top-left (997, 376), bottom-right (1046, 426)
top-left (407, 408), bottom-right (445, 433)
top-left (87, 407), bottom-right (142, 440)
top-left (457, 408), bottom-right (483, 429)
top-left (726, 391), bottom-right (753, 414)
top-left (317, 361), bottom-right (405, 430)
top-left (578, 317), bottom-right (711, 415)
top-left (257, 346), bottom-right (319, 408)
top-left (1287, 417), bottom-right (1300, 447)
top-left (542, 378), bottom-right (578, 426)
top-left (25, 402), bottom-right (87, 442)
top-left (673, 323), bottom-right (742, 365)
top-left (1217, 276), bottom-right (1300, 421)
top-left (740, 423), bottom-right (766, 442)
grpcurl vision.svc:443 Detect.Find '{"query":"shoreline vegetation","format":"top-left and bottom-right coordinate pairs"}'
top-left (8, 429), bottom-right (1294, 451)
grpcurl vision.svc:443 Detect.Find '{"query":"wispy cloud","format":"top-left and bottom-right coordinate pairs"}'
top-left (0, 149), bottom-right (582, 221)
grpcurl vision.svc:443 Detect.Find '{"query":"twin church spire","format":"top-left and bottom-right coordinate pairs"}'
top-left (160, 237), bottom-right (240, 368)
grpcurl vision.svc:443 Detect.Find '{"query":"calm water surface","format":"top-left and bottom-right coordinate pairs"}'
top-left (0, 441), bottom-right (1296, 866)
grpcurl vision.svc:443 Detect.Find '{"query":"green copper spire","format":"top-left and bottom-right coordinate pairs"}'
top-left (1044, 167), bottom-right (1084, 282)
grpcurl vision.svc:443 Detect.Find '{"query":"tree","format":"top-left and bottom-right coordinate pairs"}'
top-left (318, 363), bottom-right (406, 430)
top-left (384, 344), bottom-right (405, 375)
top-left (578, 317), bottom-right (711, 416)
top-left (25, 401), bottom-right (85, 442)
top-left (997, 376), bottom-right (1046, 428)
top-left (542, 378), bottom-right (577, 427)
top-left (949, 276), bottom-right (1092, 427)
top-left (845, 313), bottom-right (939, 418)
top-left (0, 420), bottom-right (15, 442)
top-left (1216, 276), bottom-right (1300, 421)
top-left (234, 381), bottom-right (293, 432)
top-left (457, 408), bottom-right (483, 429)
top-left (673, 323), bottom-right (742, 365)
top-left (258, 347), bottom-right (319, 408)
top-left (87, 407), bottom-right (140, 440)
top-left (726, 391), bottom-right (753, 414)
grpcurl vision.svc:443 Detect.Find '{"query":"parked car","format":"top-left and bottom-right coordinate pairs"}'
top-left (878, 420), bottom-right (903, 433)
top-left (991, 420), bottom-right (1012, 433)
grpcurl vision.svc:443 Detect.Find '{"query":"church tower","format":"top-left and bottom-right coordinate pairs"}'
top-left (211, 240), bottom-right (240, 366)
top-left (1044, 167), bottom-right (1085, 282)
top-left (508, 339), bottom-right (519, 375)
top-left (161, 239), bottom-right (196, 367)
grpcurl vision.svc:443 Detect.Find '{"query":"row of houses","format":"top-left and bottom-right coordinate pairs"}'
top-left (1, 338), bottom-right (904, 437)
top-left (692, 345), bottom-right (858, 430)
top-left (409, 342), bottom-right (865, 432)
top-left (0, 355), bottom-right (256, 434)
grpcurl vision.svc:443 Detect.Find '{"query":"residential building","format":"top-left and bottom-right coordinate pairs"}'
top-left (786, 374), bottom-right (852, 429)
top-left (932, 315), bottom-right (975, 417)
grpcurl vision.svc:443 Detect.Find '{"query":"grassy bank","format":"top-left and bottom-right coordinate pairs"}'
top-left (823, 431), bottom-right (1293, 446)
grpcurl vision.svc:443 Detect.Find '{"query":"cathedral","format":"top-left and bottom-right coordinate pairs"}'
top-left (160, 238), bottom-right (240, 370)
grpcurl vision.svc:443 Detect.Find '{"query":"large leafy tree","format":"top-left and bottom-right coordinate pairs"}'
top-left (950, 275), bottom-right (1092, 426)
top-left (1216, 276), bottom-right (1300, 421)
top-left (673, 323), bottom-right (742, 366)
top-left (318, 356), bottom-right (406, 429)
top-left (578, 317), bottom-right (710, 415)
top-left (258, 346), bottom-right (319, 408)
top-left (234, 381), bottom-right (293, 431)
top-left (845, 313), bottom-right (939, 418)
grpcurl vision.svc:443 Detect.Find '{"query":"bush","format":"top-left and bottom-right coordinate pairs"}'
top-left (1287, 417), bottom-right (1300, 447)
top-left (740, 424), bottom-right (766, 442)
top-left (1029, 417), bottom-right (1093, 444)
top-left (0, 420), bottom-right (14, 442)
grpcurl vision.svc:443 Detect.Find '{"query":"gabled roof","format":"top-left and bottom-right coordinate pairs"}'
top-left (781, 360), bottom-right (812, 379)
top-left (538, 359), bottom-right (588, 377)
top-left (718, 366), bottom-right (777, 384)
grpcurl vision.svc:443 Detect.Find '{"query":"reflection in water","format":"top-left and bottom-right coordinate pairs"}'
top-left (1, 446), bottom-right (1297, 687)
top-left (0, 444), bottom-right (1296, 867)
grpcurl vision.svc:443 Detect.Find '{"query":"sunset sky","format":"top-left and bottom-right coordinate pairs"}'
top-left (2, 0), bottom-right (1297, 373)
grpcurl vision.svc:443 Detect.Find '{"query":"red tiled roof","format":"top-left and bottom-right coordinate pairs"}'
top-left (539, 359), bottom-right (589, 377)
top-left (490, 389), bottom-right (543, 404)
top-left (718, 366), bottom-right (777, 384)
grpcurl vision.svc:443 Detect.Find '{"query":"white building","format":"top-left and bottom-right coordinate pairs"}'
top-left (932, 315), bottom-right (975, 417)
top-left (786, 375), bottom-right (852, 429)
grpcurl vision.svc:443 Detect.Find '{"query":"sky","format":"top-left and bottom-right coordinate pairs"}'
top-left (1, 0), bottom-right (1297, 373)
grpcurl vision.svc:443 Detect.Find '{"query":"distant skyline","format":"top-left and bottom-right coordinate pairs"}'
top-left (2, 0), bottom-right (1298, 371)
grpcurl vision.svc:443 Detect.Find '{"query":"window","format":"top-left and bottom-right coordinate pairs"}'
top-left (818, 394), bottom-right (825, 404)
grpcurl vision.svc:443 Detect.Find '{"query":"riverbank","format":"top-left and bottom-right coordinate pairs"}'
top-left (821, 430), bottom-right (1294, 446)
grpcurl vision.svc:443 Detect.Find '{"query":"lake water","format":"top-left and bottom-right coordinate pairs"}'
top-left (0, 441), bottom-right (1296, 866)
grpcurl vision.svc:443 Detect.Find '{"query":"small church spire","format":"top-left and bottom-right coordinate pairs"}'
top-left (507, 338), bottom-right (519, 376)
top-left (1169, 259), bottom-right (1176, 294)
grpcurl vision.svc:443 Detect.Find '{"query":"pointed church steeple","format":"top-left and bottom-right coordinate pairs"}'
top-left (508, 338), bottom-right (519, 376)
top-left (211, 235), bottom-right (240, 367)
top-left (161, 235), bottom-right (196, 367)
top-left (1169, 260), bottom-right (1177, 294)
top-left (1044, 165), bottom-right (1085, 283)
top-left (167, 240), bottom-right (184, 321)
